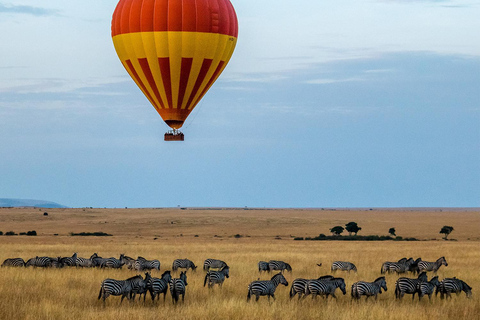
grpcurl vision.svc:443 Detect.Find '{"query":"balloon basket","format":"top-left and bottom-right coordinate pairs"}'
top-left (164, 130), bottom-right (184, 141)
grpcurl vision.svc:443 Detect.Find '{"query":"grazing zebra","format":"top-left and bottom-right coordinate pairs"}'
top-left (305, 277), bottom-right (347, 300)
top-left (147, 271), bottom-right (172, 302)
top-left (395, 272), bottom-right (428, 300)
top-left (417, 257), bottom-right (448, 274)
top-left (258, 261), bottom-right (270, 273)
top-left (204, 266), bottom-right (230, 288)
top-left (76, 253), bottom-right (97, 268)
top-left (98, 275), bottom-right (143, 303)
top-left (134, 257), bottom-right (160, 271)
top-left (60, 253), bottom-right (77, 267)
top-left (203, 259), bottom-right (228, 271)
top-left (247, 273), bottom-right (289, 302)
top-left (100, 254), bottom-right (126, 269)
top-left (49, 257), bottom-right (64, 268)
top-left (436, 278), bottom-right (472, 299)
top-left (25, 256), bottom-right (53, 268)
top-left (1, 258), bottom-right (25, 267)
top-left (169, 271), bottom-right (188, 303)
top-left (416, 276), bottom-right (440, 301)
top-left (289, 275), bottom-right (334, 300)
top-left (268, 260), bottom-right (292, 273)
top-left (172, 259), bottom-right (197, 272)
top-left (331, 261), bottom-right (357, 273)
top-left (351, 277), bottom-right (387, 300)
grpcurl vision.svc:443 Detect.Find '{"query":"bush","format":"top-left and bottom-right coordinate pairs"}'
top-left (5, 231), bottom-right (17, 236)
top-left (0, 231), bottom-right (3, 235)
top-left (27, 230), bottom-right (37, 236)
top-left (70, 232), bottom-right (112, 236)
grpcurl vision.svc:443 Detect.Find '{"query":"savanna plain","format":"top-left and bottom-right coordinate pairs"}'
top-left (0, 207), bottom-right (478, 320)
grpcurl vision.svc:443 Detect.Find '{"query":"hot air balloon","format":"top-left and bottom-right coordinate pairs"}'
top-left (111, 0), bottom-right (238, 141)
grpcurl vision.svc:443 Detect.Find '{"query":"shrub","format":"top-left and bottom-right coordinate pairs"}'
top-left (0, 231), bottom-right (3, 235)
top-left (5, 231), bottom-right (17, 236)
top-left (27, 230), bottom-right (37, 236)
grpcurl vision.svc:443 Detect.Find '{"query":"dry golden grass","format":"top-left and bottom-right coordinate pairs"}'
top-left (0, 208), bottom-right (478, 320)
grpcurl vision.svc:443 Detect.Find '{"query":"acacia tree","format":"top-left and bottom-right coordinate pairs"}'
top-left (440, 226), bottom-right (454, 240)
top-left (330, 226), bottom-right (344, 236)
top-left (345, 222), bottom-right (361, 236)
top-left (388, 227), bottom-right (396, 237)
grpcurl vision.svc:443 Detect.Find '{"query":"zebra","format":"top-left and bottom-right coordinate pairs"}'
top-left (331, 261), bottom-right (357, 273)
top-left (305, 277), bottom-right (347, 300)
top-left (123, 255), bottom-right (136, 270)
top-left (436, 278), bottom-right (472, 299)
top-left (76, 253), bottom-right (97, 268)
top-left (247, 273), bottom-right (289, 302)
top-left (268, 260), bottom-right (292, 273)
top-left (129, 272), bottom-right (151, 301)
top-left (395, 271), bottom-right (428, 300)
top-left (92, 254), bottom-right (107, 268)
top-left (49, 257), bottom-right (64, 268)
top-left (98, 275), bottom-right (143, 303)
top-left (204, 265), bottom-right (230, 288)
top-left (169, 271), bottom-right (188, 303)
top-left (416, 275), bottom-right (440, 301)
top-left (203, 259), bottom-right (228, 271)
top-left (100, 254), bottom-right (126, 269)
top-left (289, 275), bottom-right (334, 300)
top-left (172, 259), bottom-right (197, 272)
top-left (147, 271), bottom-right (172, 302)
top-left (258, 261), bottom-right (270, 273)
top-left (381, 258), bottom-right (413, 274)
top-left (60, 253), bottom-right (77, 267)
top-left (408, 258), bottom-right (422, 274)
top-left (1, 258), bottom-right (25, 267)
top-left (25, 256), bottom-right (53, 268)
top-left (417, 257), bottom-right (448, 274)
top-left (351, 277), bottom-right (387, 300)
top-left (134, 257), bottom-right (160, 271)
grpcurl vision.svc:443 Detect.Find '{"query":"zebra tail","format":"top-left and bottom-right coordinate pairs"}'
top-left (203, 273), bottom-right (208, 287)
top-left (172, 285), bottom-right (178, 303)
top-left (98, 285), bottom-right (103, 300)
top-left (289, 284), bottom-right (295, 298)
top-left (247, 288), bottom-right (251, 301)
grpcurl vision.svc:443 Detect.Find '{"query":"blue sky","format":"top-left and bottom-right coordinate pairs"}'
top-left (0, 0), bottom-right (479, 208)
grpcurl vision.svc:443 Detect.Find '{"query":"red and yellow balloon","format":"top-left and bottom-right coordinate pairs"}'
top-left (111, 0), bottom-right (238, 132)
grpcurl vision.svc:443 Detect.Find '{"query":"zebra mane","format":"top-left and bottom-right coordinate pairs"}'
top-left (461, 280), bottom-right (472, 291)
top-left (271, 273), bottom-right (284, 280)
top-left (161, 270), bottom-right (171, 277)
top-left (317, 275), bottom-right (334, 280)
top-left (125, 274), bottom-right (142, 281)
top-left (374, 276), bottom-right (386, 283)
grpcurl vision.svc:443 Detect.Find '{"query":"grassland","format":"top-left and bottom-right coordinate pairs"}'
top-left (0, 207), bottom-right (478, 320)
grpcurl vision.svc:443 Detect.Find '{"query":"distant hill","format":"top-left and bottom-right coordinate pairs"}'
top-left (0, 198), bottom-right (67, 208)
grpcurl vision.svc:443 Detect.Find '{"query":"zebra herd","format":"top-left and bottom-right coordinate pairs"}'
top-left (1, 254), bottom-right (473, 304)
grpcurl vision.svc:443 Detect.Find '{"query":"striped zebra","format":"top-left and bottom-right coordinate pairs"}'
top-left (100, 254), bottom-right (126, 269)
top-left (351, 277), bottom-right (387, 300)
top-left (147, 271), bottom-right (172, 302)
top-left (129, 272), bottom-right (151, 301)
top-left (268, 260), bottom-right (292, 273)
top-left (305, 277), bottom-right (347, 300)
top-left (1, 258), bottom-right (25, 267)
top-left (395, 271), bottom-right (428, 300)
top-left (75, 253), bottom-right (97, 268)
top-left (289, 275), bottom-right (334, 300)
top-left (124, 255), bottom-right (136, 270)
top-left (169, 271), bottom-right (188, 303)
top-left (204, 265), bottom-right (230, 288)
top-left (49, 257), bottom-right (64, 268)
top-left (258, 261), bottom-right (270, 273)
top-left (331, 261), bottom-right (357, 273)
top-left (25, 256), bottom-right (53, 268)
top-left (60, 253), bottom-right (77, 267)
top-left (92, 254), bottom-right (107, 268)
top-left (436, 278), bottom-right (472, 299)
top-left (408, 258), bottom-right (422, 274)
top-left (247, 273), bottom-right (288, 302)
top-left (417, 257), bottom-right (448, 274)
top-left (134, 257), bottom-right (160, 271)
top-left (381, 258), bottom-right (412, 274)
top-left (98, 275), bottom-right (143, 303)
top-left (172, 259), bottom-right (197, 272)
top-left (203, 259), bottom-right (228, 271)
top-left (416, 275), bottom-right (440, 301)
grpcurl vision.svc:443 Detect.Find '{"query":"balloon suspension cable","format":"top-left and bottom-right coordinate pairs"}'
top-left (164, 129), bottom-right (184, 141)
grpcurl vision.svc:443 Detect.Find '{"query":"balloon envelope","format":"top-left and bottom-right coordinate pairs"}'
top-left (111, 0), bottom-right (238, 129)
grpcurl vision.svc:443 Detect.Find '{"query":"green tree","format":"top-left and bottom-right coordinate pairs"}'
top-left (345, 222), bottom-right (362, 236)
top-left (330, 226), bottom-right (344, 236)
top-left (440, 226), bottom-right (454, 240)
top-left (388, 227), bottom-right (396, 237)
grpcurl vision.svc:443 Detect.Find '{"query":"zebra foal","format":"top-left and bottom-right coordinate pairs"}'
top-left (247, 273), bottom-right (288, 302)
top-left (351, 277), bottom-right (387, 300)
